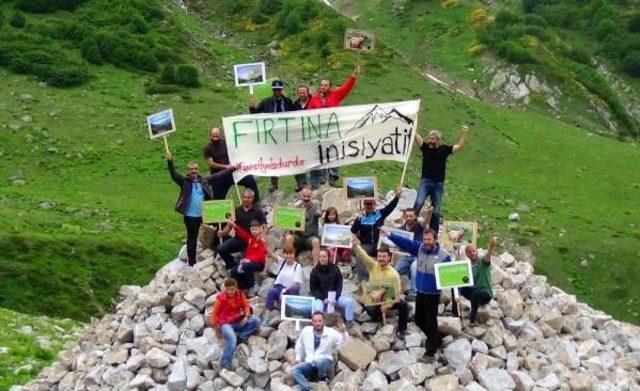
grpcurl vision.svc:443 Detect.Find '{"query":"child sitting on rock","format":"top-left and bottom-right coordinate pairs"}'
top-left (227, 219), bottom-right (266, 292)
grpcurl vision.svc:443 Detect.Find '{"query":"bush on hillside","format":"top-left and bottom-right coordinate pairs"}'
top-left (259, 0), bottom-right (281, 15)
top-left (629, 12), bottom-right (640, 33)
top-left (621, 50), bottom-right (640, 77)
top-left (16, 0), bottom-right (85, 13)
top-left (595, 18), bottom-right (617, 40)
top-left (175, 65), bottom-right (200, 87)
top-left (9, 12), bottom-right (26, 28)
top-left (469, 9), bottom-right (489, 27)
top-left (497, 40), bottom-right (537, 64)
top-left (0, 10), bottom-right (4, 26)
top-left (524, 13), bottom-right (547, 27)
top-left (158, 65), bottom-right (176, 84)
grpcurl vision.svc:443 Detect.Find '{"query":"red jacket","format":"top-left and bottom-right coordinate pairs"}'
top-left (234, 225), bottom-right (266, 265)
top-left (308, 76), bottom-right (356, 109)
top-left (211, 290), bottom-right (250, 328)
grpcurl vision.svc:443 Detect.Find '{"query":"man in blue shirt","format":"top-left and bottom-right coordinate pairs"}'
top-left (381, 227), bottom-right (451, 362)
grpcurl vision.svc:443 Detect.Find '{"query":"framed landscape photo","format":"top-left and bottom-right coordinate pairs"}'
top-left (201, 200), bottom-right (235, 224)
top-left (361, 280), bottom-right (397, 307)
top-left (147, 109), bottom-right (176, 139)
top-left (274, 206), bottom-right (305, 232)
top-left (344, 176), bottom-right (376, 199)
top-left (281, 295), bottom-right (314, 322)
top-left (434, 260), bottom-right (474, 289)
top-left (377, 226), bottom-right (414, 254)
top-left (344, 29), bottom-right (375, 52)
top-left (441, 221), bottom-right (478, 251)
top-left (321, 224), bottom-right (352, 249)
top-left (234, 62), bottom-right (267, 87)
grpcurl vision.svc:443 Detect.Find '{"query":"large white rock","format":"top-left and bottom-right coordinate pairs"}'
top-left (444, 339), bottom-right (472, 374)
top-left (398, 362), bottom-right (434, 385)
top-left (535, 373), bottom-right (560, 390)
top-left (167, 360), bottom-right (187, 391)
top-left (438, 317), bottom-right (462, 336)
top-left (145, 347), bottom-right (171, 368)
top-left (362, 370), bottom-right (388, 391)
top-left (427, 374), bottom-right (459, 391)
top-left (378, 350), bottom-right (416, 375)
top-left (183, 287), bottom-right (206, 310)
top-left (510, 371), bottom-right (534, 391)
top-left (477, 368), bottom-right (516, 391)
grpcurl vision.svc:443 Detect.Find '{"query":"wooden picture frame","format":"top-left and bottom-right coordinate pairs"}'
top-left (344, 29), bottom-right (375, 52)
top-left (441, 221), bottom-right (478, 251)
top-left (234, 62), bottom-right (267, 87)
top-left (147, 109), bottom-right (176, 139)
top-left (344, 176), bottom-right (377, 199)
top-left (281, 295), bottom-right (315, 322)
top-left (361, 279), bottom-right (397, 307)
top-left (377, 226), bottom-right (415, 254)
top-left (321, 224), bottom-right (352, 249)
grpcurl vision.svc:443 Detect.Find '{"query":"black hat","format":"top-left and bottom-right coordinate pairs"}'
top-left (271, 80), bottom-right (284, 89)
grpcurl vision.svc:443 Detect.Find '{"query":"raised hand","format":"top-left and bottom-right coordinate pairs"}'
top-left (165, 151), bottom-right (172, 161)
top-left (395, 185), bottom-right (403, 197)
top-left (460, 124), bottom-right (469, 134)
top-left (379, 227), bottom-right (389, 237)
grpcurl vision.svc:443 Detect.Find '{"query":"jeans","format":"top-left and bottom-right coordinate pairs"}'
top-left (309, 170), bottom-right (325, 189)
top-left (211, 173), bottom-right (260, 203)
top-left (415, 293), bottom-right (441, 356)
top-left (230, 262), bottom-right (264, 289)
top-left (219, 316), bottom-right (261, 367)
top-left (395, 255), bottom-right (417, 294)
top-left (313, 296), bottom-right (354, 322)
top-left (294, 173), bottom-right (308, 190)
top-left (183, 216), bottom-right (202, 266)
top-left (292, 359), bottom-right (334, 391)
top-left (216, 237), bottom-right (246, 269)
top-left (328, 167), bottom-right (339, 182)
top-left (413, 178), bottom-right (444, 233)
top-left (365, 299), bottom-right (409, 332)
top-left (452, 287), bottom-right (492, 322)
top-left (265, 284), bottom-right (300, 311)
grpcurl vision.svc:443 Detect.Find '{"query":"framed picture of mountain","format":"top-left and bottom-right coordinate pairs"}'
top-left (281, 295), bottom-right (315, 322)
top-left (377, 226), bottom-right (414, 254)
top-left (147, 109), bottom-right (176, 139)
top-left (441, 221), bottom-right (478, 251)
top-left (344, 29), bottom-right (375, 52)
top-left (321, 224), bottom-right (352, 249)
top-left (344, 177), bottom-right (376, 199)
top-left (234, 62), bottom-right (266, 87)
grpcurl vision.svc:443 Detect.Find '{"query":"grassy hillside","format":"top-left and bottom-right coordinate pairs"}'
top-left (1, 0), bottom-right (640, 385)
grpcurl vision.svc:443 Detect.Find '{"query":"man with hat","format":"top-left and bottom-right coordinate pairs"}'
top-left (249, 80), bottom-right (295, 191)
top-left (350, 186), bottom-right (402, 282)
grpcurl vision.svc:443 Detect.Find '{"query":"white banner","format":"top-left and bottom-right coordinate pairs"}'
top-left (222, 100), bottom-right (420, 180)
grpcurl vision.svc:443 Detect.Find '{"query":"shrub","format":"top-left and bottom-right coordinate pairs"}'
top-left (158, 64), bottom-right (176, 84)
top-left (495, 10), bottom-right (521, 27)
top-left (469, 9), bottom-right (488, 27)
top-left (629, 12), bottom-right (640, 33)
top-left (80, 36), bottom-right (104, 64)
top-left (524, 13), bottom-right (547, 27)
top-left (259, 0), bottom-right (281, 15)
top-left (0, 10), bottom-right (4, 26)
top-left (175, 65), bottom-right (199, 87)
top-left (595, 18), bottom-right (617, 40)
top-left (16, 0), bottom-right (85, 13)
top-left (564, 45), bottom-right (591, 65)
top-left (10, 12), bottom-right (26, 28)
top-left (467, 43), bottom-right (487, 56)
top-left (523, 0), bottom-right (537, 13)
top-left (497, 40), bottom-right (537, 64)
top-left (145, 82), bottom-right (180, 95)
top-left (440, 0), bottom-right (459, 9)
top-left (621, 50), bottom-right (640, 77)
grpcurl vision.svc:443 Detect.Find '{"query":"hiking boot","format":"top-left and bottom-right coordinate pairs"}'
top-left (417, 354), bottom-right (435, 364)
top-left (406, 292), bottom-right (416, 302)
top-left (395, 330), bottom-right (406, 340)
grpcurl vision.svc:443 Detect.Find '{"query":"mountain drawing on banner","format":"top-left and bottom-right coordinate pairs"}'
top-left (352, 105), bottom-right (414, 129)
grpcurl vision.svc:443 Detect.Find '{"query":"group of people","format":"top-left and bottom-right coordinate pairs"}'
top-left (164, 70), bottom-right (494, 389)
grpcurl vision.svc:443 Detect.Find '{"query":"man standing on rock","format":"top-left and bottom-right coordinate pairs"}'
top-left (413, 125), bottom-right (469, 234)
top-left (381, 227), bottom-right (451, 362)
top-left (211, 278), bottom-right (260, 371)
top-left (452, 236), bottom-right (497, 324)
top-left (308, 66), bottom-right (362, 187)
top-left (249, 79), bottom-right (294, 192)
top-left (394, 206), bottom-right (432, 301)
top-left (350, 187), bottom-right (402, 281)
top-left (292, 85), bottom-right (312, 190)
top-left (291, 312), bottom-right (348, 391)
top-left (282, 187), bottom-right (322, 264)
top-left (216, 189), bottom-right (267, 269)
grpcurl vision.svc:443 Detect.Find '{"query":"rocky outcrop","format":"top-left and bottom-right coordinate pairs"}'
top-left (12, 188), bottom-right (640, 391)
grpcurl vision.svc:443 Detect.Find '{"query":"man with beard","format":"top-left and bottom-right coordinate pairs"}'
top-left (413, 125), bottom-right (468, 233)
top-left (249, 80), bottom-right (294, 192)
top-left (292, 85), bottom-right (312, 191)
top-left (203, 126), bottom-right (260, 202)
top-left (381, 227), bottom-right (451, 363)
top-left (283, 187), bottom-right (322, 264)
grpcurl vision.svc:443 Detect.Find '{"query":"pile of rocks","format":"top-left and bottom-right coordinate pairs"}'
top-left (14, 188), bottom-right (640, 391)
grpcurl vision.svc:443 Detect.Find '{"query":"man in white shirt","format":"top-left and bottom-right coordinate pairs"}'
top-left (291, 312), bottom-right (348, 391)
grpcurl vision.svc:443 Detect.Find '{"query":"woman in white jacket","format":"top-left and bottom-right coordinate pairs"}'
top-left (290, 312), bottom-right (348, 390)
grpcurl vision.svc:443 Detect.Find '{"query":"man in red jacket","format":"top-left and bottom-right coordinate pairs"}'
top-left (212, 278), bottom-right (260, 370)
top-left (308, 66), bottom-right (362, 187)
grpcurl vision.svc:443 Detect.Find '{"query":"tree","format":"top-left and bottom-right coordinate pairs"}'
top-left (175, 65), bottom-right (199, 87)
top-left (9, 12), bottom-right (26, 28)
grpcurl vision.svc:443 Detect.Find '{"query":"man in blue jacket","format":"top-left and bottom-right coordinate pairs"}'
top-left (381, 227), bottom-right (451, 363)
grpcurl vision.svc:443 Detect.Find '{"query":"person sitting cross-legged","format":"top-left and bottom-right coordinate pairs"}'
top-left (290, 312), bottom-right (348, 391)
top-left (353, 240), bottom-right (409, 340)
top-left (309, 249), bottom-right (355, 327)
top-left (211, 278), bottom-right (260, 371)
top-left (452, 236), bottom-right (497, 324)
top-left (227, 219), bottom-right (267, 292)
top-left (264, 245), bottom-right (303, 314)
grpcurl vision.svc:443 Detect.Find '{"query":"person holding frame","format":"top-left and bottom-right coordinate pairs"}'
top-left (165, 151), bottom-right (239, 266)
top-left (309, 249), bottom-right (356, 327)
top-left (282, 187), bottom-right (322, 264)
top-left (353, 240), bottom-right (409, 340)
top-left (264, 245), bottom-right (303, 314)
top-left (321, 207), bottom-right (352, 264)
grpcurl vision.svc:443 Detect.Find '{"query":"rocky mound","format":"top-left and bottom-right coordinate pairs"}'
top-left (13, 189), bottom-right (640, 391)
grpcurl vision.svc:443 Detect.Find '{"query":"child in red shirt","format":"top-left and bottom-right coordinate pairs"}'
top-left (228, 219), bottom-right (266, 291)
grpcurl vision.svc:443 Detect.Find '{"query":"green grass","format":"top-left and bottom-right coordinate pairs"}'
top-left (0, 307), bottom-right (80, 389)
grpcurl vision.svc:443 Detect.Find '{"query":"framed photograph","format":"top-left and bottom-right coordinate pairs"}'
top-left (321, 224), bottom-right (352, 249)
top-left (344, 176), bottom-right (376, 199)
top-left (281, 295), bottom-right (315, 322)
top-left (377, 226), bottom-right (415, 254)
top-left (441, 221), bottom-right (478, 251)
top-left (434, 260), bottom-right (474, 289)
top-left (361, 280), bottom-right (397, 307)
top-left (147, 109), bottom-right (176, 139)
top-left (234, 62), bottom-right (267, 87)
top-left (201, 200), bottom-right (235, 224)
top-left (273, 206), bottom-right (306, 232)
top-left (344, 29), bottom-right (375, 51)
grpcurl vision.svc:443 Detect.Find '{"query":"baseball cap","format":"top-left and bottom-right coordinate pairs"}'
top-left (363, 198), bottom-right (375, 206)
top-left (271, 80), bottom-right (284, 89)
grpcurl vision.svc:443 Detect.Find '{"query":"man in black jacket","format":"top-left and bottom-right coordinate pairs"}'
top-left (350, 187), bottom-right (402, 281)
top-left (309, 249), bottom-right (355, 326)
top-left (249, 80), bottom-right (294, 192)
top-left (166, 152), bottom-right (238, 266)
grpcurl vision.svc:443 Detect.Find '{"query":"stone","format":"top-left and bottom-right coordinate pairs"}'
top-left (183, 287), bottom-right (206, 310)
top-left (106, 347), bottom-right (128, 365)
top-left (185, 365), bottom-right (202, 390)
top-left (129, 373), bottom-right (155, 389)
top-left (246, 357), bottom-right (268, 374)
top-left (378, 350), bottom-right (416, 375)
top-left (168, 360), bottom-right (187, 391)
top-left (510, 371), bottom-right (534, 391)
top-left (20, 93), bottom-right (34, 102)
top-left (388, 378), bottom-right (417, 391)
top-left (145, 347), bottom-right (171, 368)
top-left (338, 338), bottom-right (377, 371)
top-left (471, 339), bottom-right (489, 355)
top-left (398, 362), bottom-right (434, 385)
top-left (219, 368), bottom-right (245, 387)
top-left (444, 339), bottom-right (472, 373)
top-left (470, 353), bottom-right (503, 377)
top-left (266, 330), bottom-right (288, 360)
top-left (126, 354), bottom-right (145, 371)
top-left (535, 373), bottom-right (560, 390)
top-left (362, 370), bottom-right (388, 390)
top-left (482, 327), bottom-right (503, 348)
top-left (568, 374), bottom-right (592, 391)
top-left (508, 213), bottom-right (519, 221)
top-left (557, 339), bottom-right (580, 369)
top-left (427, 374), bottom-right (459, 391)
top-left (477, 368), bottom-right (516, 391)
top-left (438, 317), bottom-right (462, 336)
